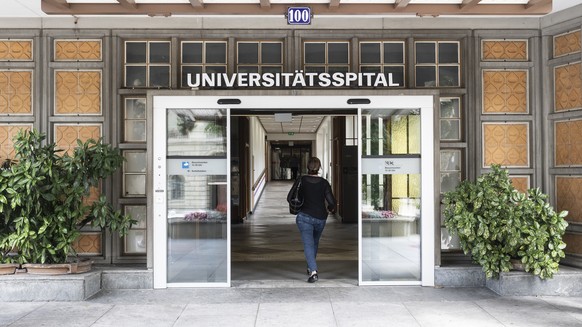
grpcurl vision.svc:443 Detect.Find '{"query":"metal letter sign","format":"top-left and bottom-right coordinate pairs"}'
top-left (287, 7), bottom-right (311, 25)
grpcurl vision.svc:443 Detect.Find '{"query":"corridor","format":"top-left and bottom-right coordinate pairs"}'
top-left (231, 181), bottom-right (358, 286)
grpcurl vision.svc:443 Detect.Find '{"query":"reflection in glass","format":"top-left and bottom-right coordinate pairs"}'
top-left (206, 43), bottom-right (227, 64)
top-left (361, 108), bottom-right (421, 282)
top-left (125, 120), bottom-right (146, 142)
top-left (441, 172), bottom-right (461, 193)
top-left (261, 42), bottom-right (282, 64)
top-left (125, 98), bottom-right (146, 119)
top-left (262, 66), bottom-right (283, 74)
top-left (360, 43), bottom-right (381, 64)
top-left (167, 174), bottom-right (227, 283)
top-left (416, 42), bottom-right (435, 64)
top-left (384, 43), bottom-right (404, 64)
top-left (415, 66), bottom-right (436, 87)
top-left (125, 151), bottom-right (147, 172)
top-left (438, 66), bottom-right (459, 87)
top-left (304, 43), bottom-right (325, 64)
top-left (440, 98), bottom-right (460, 118)
top-left (238, 43), bottom-right (259, 64)
top-left (440, 150), bottom-right (460, 171)
top-left (126, 205), bottom-right (147, 229)
top-left (167, 109), bottom-right (227, 157)
top-left (125, 174), bottom-right (146, 196)
top-left (438, 43), bottom-right (459, 64)
top-left (126, 66), bottom-right (146, 87)
top-left (150, 66), bottom-right (170, 88)
top-left (126, 42), bottom-right (146, 63)
top-left (182, 42), bottom-right (203, 63)
top-left (237, 66), bottom-right (259, 74)
top-left (150, 42), bottom-right (170, 63)
top-left (125, 230), bottom-right (147, 254)
top-left (440, 120), bottom-right (460, 140)
top-left (328, 43), bottom-right (349, 64)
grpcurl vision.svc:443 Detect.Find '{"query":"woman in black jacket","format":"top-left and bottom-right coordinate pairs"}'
top-left (287, 157), bottom-right (336, 283)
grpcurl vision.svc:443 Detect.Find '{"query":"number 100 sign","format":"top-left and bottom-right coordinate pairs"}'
top-left (287, 7), bottom-right (311, 25)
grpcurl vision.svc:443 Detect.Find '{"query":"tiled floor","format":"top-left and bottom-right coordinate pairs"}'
top-left (231, 180), bottom-right (358, 285)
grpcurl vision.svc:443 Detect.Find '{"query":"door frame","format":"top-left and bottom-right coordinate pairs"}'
top-left (149, 94), bottom-right (434, 288)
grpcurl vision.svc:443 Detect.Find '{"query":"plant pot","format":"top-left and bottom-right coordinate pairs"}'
top-left (23, 259), bottom-right (94, 275)
top-left (510, 258), bottom-right (525, 271)
top-left (0, 263), bottom-right (20, 275)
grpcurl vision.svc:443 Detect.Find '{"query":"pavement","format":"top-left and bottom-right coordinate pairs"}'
top-left (1, 285), bottom-right (582, 327)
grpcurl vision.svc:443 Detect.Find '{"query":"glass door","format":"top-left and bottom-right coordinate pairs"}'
top-left (358, 105), bottom-right (434, 286)
top-left (153, 101), bottom-right (230, 287)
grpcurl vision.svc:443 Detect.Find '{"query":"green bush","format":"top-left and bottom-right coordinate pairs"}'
top-left (443, 165), bottom-right (568, 279)
top-left (0, 130), bottom-right (135, 264)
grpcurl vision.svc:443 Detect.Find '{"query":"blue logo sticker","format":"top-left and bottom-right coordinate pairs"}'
top-left (182, 161), bottom-right (190, 169)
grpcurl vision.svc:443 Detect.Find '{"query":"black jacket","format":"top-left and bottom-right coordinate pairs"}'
top-left (287, 175), bottom-right (336, 220)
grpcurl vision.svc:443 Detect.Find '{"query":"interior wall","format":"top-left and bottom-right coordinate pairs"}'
top-left (316, 116), bottom-right (333, 182)
top-left (249, 116), bottom-right (267, 210)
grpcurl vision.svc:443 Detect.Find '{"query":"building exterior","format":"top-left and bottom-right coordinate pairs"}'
top-left (1, 0), bottom-right (582, 287)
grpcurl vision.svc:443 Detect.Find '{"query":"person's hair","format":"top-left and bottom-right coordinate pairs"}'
top-left (307, 157), bottom-right (321, 175)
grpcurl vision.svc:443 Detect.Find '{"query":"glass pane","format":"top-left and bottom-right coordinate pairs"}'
top-left (361, 66), bottom-right (381, 73)
top-left (261, 42), bottom-right (282, 64)
top-left (440, 98), bottom-right (460, 118)
top-left (439, 66), bottom-right (459, 87)
top-left (125, 151), bottom-right (147, 172)
top-left (416, 42), bottom-right (435, 64)
top-left (304, 43), bottom-right (325, 64)
top-left (237, 66), bottom-right (259, 74)
top-left (150, 42), bottom-right (170, 63)
top-left (182, 42), bottom-right (202, 63)
top-left (206, 43), bottom-right (227, 64)
top-left (262, 66), bottom-right (283, 74)
top-left (167, 109), bottom-right (227, 156)
top-left (440, 150), bottom-right (461, 171)
top-left (150, 66), bottom-right (170, 88)
top-left (125, 174), bottom-right (146, 196)
top-left (125, 120), bottom-right (146, 142)
top-left (360, 43), bottom-right (381, 64)
top-left (206, 66), bottom-right (227, 74)
top-left (329, 66), bottom-right (349, 74)
top-left (438, 42), bottom-right (459, 64)
top-left (126, 205), bottom-right (147, 228)
top-left (361, 171), bottom-right (421, 282)
top-left (125, 230), bottom-right (147, 254)
top-left (181, 66), bottom-right (203, 88)
top-left (441, 172), bottom-right (461, 193)
top-left (126, 66), bottom-right (146, 87)
top-left (126, 42), bottom-right (146, 63)
top-left (125, 98), bottom-right (146, 119)
top-left (238, 43), bottom-right (259, 64)
top-left (384, 43), bottom-right (404, 64)
top-left (384, 66), bottom-right (404, 87)
top-left (328, 43), bottom-right (349, 64)
top-left (415, 66), bottom-right (436, 87)
top-left (361, 109), bottom-right (420, 156)
top-left (440, 120), bottom-right (460, 140)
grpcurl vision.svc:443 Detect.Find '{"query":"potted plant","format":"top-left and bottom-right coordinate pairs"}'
top-left (443, 165), bottom-right (568, 279)
top-left (0, 130), bottom-right (135, 273)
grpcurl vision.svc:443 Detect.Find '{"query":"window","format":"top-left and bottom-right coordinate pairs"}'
top-left (181, 41), bottom-right (227, 88)
top-left (236, 41), bottom-right (283, 74)
top-left (304, 41), bottom-right (349, 74)
top-left (440, 97), bottom-right (461, 141)
top-left (359, 41), bottom-right (405, 87)
top-left (124, 98), bottom-right (146, 142)
top-left (123, 150), bottom-right (147, 197)
top-left (415, 41), bottom-right (460, 87)
top-left (124, 205), bottom-right (147, 254)
top-left (170, 175), bottom-right (185, 200)
top-left (124, 41), bottom-right (170, 88)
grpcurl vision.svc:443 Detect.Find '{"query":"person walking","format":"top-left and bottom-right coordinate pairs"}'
top-left (288, 157), bottom-right (336, 283)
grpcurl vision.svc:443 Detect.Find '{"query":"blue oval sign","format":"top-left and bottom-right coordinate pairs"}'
top-left (287, 7), bottom-right (311, 25)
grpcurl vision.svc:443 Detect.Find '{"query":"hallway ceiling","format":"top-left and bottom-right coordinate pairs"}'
top-left (39, 0), bottom-right (558, 16)
top-left (257, 115), bottom-right (325, 134)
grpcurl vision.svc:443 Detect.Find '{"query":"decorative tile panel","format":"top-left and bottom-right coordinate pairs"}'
top-left (0, 40), bottom-right (32, 61)
top-left (55, 40), bottom-right (102, 61)
top-left (556, 176), bottom-right (582, 224)
top-left (563, 233), bottom-right (582, 255)
top-left (483, 70), bottom-right (528, 114)
top-left (0, 124), bottom-right (32, 161)
top-left (72, 232), bottom-right (102, 255)
top-left (0, 71), bottom-right (32, 114)
top-left (483, 123), bottom-right (529, 167)
top-left (554, 63), bottom-right (582, 112)
top-left (555, 119), bottom-right (582, 166)
top-left (554, 30), bottom-right (581, 58)
top-left (55, 70), bottom-right (101, 115)
top-left (482, 40), bottom-right (527, 61)
top-left (54, 124), bottom-right (101, 156)
top-left (509, 176), bottom-right (529, 193)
